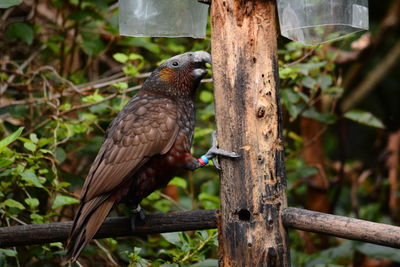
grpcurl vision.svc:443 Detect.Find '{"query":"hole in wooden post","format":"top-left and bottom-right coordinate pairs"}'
top-left (257, 155), bottom-right (264, 164)
top-left (238, 209), bottom-right (251, 221)
top-left (256, 106), bottom-right (265, 118)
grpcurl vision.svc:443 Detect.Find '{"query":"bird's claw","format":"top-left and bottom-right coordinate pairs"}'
top-left (130, 204), bottom-right (145, 232)
top-left (205, 131), bottom-right (240, 170)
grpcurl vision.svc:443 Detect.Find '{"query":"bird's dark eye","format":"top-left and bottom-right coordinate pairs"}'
top-left (172, 61), bottom-right (179, 67)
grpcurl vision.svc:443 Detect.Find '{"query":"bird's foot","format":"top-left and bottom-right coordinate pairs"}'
top-left (130, 204), bottom-right (145, 232)
top-left (204, 131), bottom-right (239, 170)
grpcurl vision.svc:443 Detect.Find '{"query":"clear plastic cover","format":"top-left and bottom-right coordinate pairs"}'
top-left (119, 0), bottom-right (209, 38)
top-left (277, 0), bottom-right (369, 45)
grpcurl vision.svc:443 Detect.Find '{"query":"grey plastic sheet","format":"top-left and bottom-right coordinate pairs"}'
top-left (277, 0), bottom-right (369, 45)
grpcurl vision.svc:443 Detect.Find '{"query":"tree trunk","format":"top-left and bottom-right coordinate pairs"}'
top-left (211, 0), bottom-right (290, 266)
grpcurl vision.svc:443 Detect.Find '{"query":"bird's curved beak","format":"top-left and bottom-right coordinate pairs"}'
top-left (191, 51), bottom-right (211, 79)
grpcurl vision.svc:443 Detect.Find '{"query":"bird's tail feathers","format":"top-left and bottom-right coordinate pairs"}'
top-left (63, 196), bottom-right (114, 263)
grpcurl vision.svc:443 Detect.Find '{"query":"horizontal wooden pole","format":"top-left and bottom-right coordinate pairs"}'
top-left (1, 208), bottom-right (399, 249)
top-left (0, 209), bottom-right (217, 247)
top-left (282, 208), bottom-right (400, 248)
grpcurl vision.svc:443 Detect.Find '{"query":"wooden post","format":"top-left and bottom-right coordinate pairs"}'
top-left (211, 0), bottom-right (290, 266)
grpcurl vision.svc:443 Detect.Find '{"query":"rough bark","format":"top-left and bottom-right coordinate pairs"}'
top-left (282, 208), bottom-right (400, 248)
top-left (211, 0), bottom-right (290, 266)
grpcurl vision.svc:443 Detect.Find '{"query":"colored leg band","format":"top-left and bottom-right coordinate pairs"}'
top-left (198, 155), bottom-right (209, 166)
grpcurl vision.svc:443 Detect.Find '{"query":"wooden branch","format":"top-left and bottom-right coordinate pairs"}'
top-left (211, 0), bottom-right (289, 265)
top-left (282, 208), bottom-right (400, 248)
top-left (1, 208), bottom-right (400, 249)
top-left (0, 210), bottom-right (217, 247)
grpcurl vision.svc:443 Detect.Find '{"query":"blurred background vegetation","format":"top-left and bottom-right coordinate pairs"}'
top-left (0, 0), bottom-right (399, 266)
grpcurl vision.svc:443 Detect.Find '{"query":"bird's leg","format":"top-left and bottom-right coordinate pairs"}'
top-left (199, 131), bottom-right (239, 170)
top-left (129, 204), bottom-right (146, 232)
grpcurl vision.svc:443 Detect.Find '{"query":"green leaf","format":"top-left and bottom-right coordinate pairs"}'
top-left (287, 103), bottom-right (306, 120)
top-left (5, 22), bottom-right (34, 45)
top-left (295, 61), bottom-right (327, 75)
top-left (322, 86), bottom-right (344, 98)
top-left (30, 213), bottom-right (44, 224)
top-left (128, 53), bottom-right (144, 62)
top-left (113, 53), bottom-right (128, 63)
top-left (356, 244), bottom-right (400, 262)
top-left (303, 108), bottom-right (336, 124)
top-left (199, 193), bottom-right (220, 204)
top-left (191, 259), bottom-right (219, 267)
top-left (146, 192), bottom-right (161, 201)
top-left (55, 147), bottom-right (67, 163)
top-left (279, 67), bottom-right (298, 80)
top-left (301, 77), bottom-right (316, 89)
top-left (1, 199), bottom-right (25, 210)
top-left (0, 0), bottom-right (23, 8)
top-left (29, 133), bottom-right (38, 144)
top-left (82, 91), bottom-right (104, 103)
top-left (52, 195), bottom-right (79, 209)
top-left (318, 74), bottom-right (333, 90)
top-left (118, 37), bottom-right (161, 54)
top-left (67, 10), bottom-right (98, 21)
top-left (281, 89), bottom-right (301, 103)
top-left (81, 38), bottom-right (105, 55)
top-left (161, 232), bottom-right (181, 246)
top-left (0, 127), bottom-right (23, 153)
top-left (199, 193), bottom-right (220, 209)
top-left (20, 170), bottom-right (43, 187)
top-left (49, 242), bottom-right (63, 248)
top-left (112, 82), bottom-right (128, 90)
top-left (0, 158), bottom-right (14, 168)
top-left (25, 198), bottom-right (39, 208)
top-left (24, 142), bottom-right (37, 152)
top-left (344, 110), bottom-right (385, 129)
top-left (168, 177), bottom-right (187, 189)
top-left (0, 248), bottom-right (17, 257)
top-left (122, 64), bottom-right (138, 76)
top-left (200, 90), bottom-right (214, 103)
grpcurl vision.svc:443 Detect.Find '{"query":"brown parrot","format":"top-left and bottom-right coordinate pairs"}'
top-left (64, 51), bottom-right (238, 262)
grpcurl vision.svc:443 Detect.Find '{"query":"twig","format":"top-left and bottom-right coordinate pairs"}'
top-left (0, 44), bottom-right (46, 95)
top-left (22, 93), bottom-right (118, 137)
top-left (1, 73), bottom-right (210, 109)
top-left (0, 74), bottom-right (148, 108)
top-left (94, 240), bottom-right (118, 266)
top-left (5, 218), bottom-right (21, 267)
top-left (341, 41), bottom-right (400, 111)
top-left (31, 66), bottom-right (81, 94)
top-left (284, 45), bottom-right (319, 67)
top-left (180, 231), bottom-right (217, 263)
top-left (158, 192), bottom-right (186, 211)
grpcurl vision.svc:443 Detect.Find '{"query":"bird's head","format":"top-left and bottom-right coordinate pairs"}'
top-left (141, 51), bottom-right (211, 98)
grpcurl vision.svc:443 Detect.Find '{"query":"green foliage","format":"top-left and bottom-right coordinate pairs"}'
top-left (5, 22), bottom-right (34, 45)
top-left (0, 0), bottom-right (22, 8)
top-left (344, 110), bottom-right (385, 129)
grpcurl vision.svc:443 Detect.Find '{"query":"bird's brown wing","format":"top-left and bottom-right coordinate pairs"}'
top-left (81, 94), bottom-right (180, 201)
top-left (66, 94), bottom-right (180, 262)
